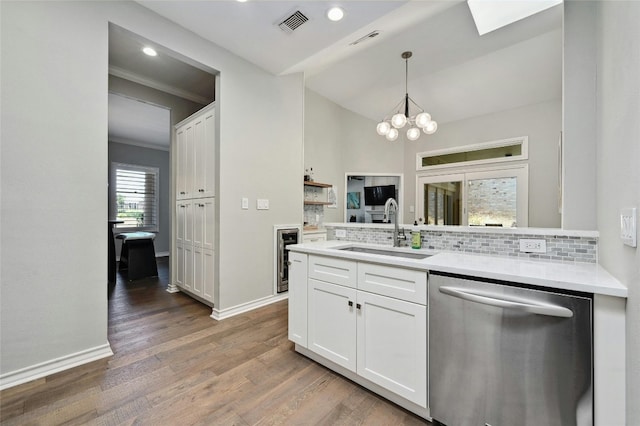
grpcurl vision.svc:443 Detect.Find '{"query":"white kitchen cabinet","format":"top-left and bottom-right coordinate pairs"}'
top-left (193, 111), bottom-right (216, 198)
top-left (288, 251), bottom-right (308, 347)
top-left (308, 278), bottom-right (357, 371)
top-left (302, 230), bottom-right (327, 243)
top-left (193, 246), bottom-right (214, 301)
top-left (193, 198), bottom-right (215, 251)
top-left (174, 199), bottom-right (214, 304)
top-left (174, 103), bottom-right (217, 307)
top-left (176, 201), bottom-right (194, 246)
top-left (308, 255), bottom-right (357, 288)
top-left (180, 244), bottom-right (194, 293)
top-left (356, 290), bottom-right (427, 406)
top-left (358, 262), bottom-right (427, 305)
top-left (291, 253), bottom-right (428, 410)
top-left (176, 119), bottom-right (194, 200)
top-left (176, 104), bottom-right (215, 200)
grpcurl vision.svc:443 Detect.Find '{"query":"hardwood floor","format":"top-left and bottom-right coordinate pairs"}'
top-left (0, 258), bottom-right (429, 425)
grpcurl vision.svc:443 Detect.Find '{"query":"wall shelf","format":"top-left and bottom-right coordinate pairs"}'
top-left (304, 181), bottom-right (332, 188)
top-left (304, 200), bottom-right (332, 206)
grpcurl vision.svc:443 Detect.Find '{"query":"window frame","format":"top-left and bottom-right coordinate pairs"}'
top-left (415, 164), bottom-right (529, 228)
top-left (110, 162), bottom-right (160, 233)
top-left (416, 136), bottom-right (528, 172)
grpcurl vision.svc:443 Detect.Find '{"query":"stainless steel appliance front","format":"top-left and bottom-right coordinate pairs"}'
top-left (276, 228), bottom-right (299, 293)
top-left (429, 272), bottom-right (593, 426)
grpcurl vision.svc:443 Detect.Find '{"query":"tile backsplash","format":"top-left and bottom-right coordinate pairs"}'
top-left (325, 225), bottom-right (597, 263)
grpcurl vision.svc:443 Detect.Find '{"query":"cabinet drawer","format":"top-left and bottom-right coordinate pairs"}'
top-left (309, 255), bottom-right (357, 288)
top-left (302, 232), bottom-right (327, 243)
top-left (358, 263), bottom-right (427, 305)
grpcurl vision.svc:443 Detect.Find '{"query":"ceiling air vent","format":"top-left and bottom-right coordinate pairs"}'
top-left (278, 10), bottom-right (309, 34)
top-left (349, 30), bottom-right (381, 46)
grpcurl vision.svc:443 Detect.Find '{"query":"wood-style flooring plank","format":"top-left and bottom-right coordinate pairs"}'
top-left (0, 257), bottom-right (429, 425)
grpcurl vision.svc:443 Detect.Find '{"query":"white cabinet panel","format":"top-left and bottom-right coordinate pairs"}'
top-left (358, 263), bottom-right (427, 305)
top-left (356, 291), bottom-right (427, 407)
top-left (193, 198), bottom-right (215, 250)
top-left (308, 278), bottom-right (357, 371)
top-left (176, 105), bottom-right (215, 200)
top-left (309, 255), bottom-right (357, 288)
top-left (302, 232), bottom-right (327, 243)
top-left (176, 243), bottom-right (185, 288)
top-left (202, 249), bottom-right (215, 303)
top-left (288, 252), bottom-right (308, 347)
top-left (183, 244), bottom-right (194, 292)
top-left (176, 121), bottom-right (195, 200)
top-left (194, 110), bottom-right (215, 198)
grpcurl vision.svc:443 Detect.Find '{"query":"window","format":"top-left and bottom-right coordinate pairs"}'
top-left (111, 162), bottom-right (159, 232)
top-left (416, 166), bottom-right (528, 228)
top-left (417, 136), bottom-right (527, 171)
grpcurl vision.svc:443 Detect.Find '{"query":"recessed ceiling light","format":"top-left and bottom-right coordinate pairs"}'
top-left (142, 47), bottom-right (157, 57)
top-left (327, 7), bottom-right (345, 22)
top-left (237, 0), bottom-right (248, 2)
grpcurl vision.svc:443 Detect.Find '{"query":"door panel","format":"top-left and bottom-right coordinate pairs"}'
top-left (308, 278), bottom-right (357, 371)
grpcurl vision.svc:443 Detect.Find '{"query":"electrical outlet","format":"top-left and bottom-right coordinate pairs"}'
top-left (621, 207), bottom-right (637, 247)
top-left (335, 229), bottom-right (347, 238)
top-left (519, 238), bottom-right (546, 253)
top-left (241, 197), bottom-right (249, 210)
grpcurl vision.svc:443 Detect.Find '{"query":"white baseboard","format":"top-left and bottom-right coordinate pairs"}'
top-left (210, 292), bottom-right (288, 321)
top-left (0, 343), bottom-right (113, 391)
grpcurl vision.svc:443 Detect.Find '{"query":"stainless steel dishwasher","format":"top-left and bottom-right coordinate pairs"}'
top-left (429, 272), bottom-right (593, 426)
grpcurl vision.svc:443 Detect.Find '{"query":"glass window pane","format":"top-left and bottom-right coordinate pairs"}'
top-left (424, 181), bottom-right (462, 225)
top-left (467, 177), bottom-right (517, 227)
top-left (422, 144), bottom-right (522, 167)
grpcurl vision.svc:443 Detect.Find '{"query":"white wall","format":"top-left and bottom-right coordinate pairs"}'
top-left (1, 1), bottom-right (110, 379)
top-left (403, 100), bottom-right (562, 227)
top-left (304, 89), bottom-right (404, 223)
top-left (595, 2), bottom-right (640, 423)
top-left (562, 1), bottom-right (598, 231)
top-left (0, 0), bottom-right (303, 382)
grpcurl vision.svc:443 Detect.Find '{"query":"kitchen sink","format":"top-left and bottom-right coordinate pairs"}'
top-left (339, 246), bottom-right (431, 259)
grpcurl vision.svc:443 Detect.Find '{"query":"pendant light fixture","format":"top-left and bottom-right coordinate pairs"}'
top-left (376, 51), bottom-right (437, 141)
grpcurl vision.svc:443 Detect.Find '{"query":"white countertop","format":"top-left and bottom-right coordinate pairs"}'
top-left (288, 240), bottom-right (627, 298)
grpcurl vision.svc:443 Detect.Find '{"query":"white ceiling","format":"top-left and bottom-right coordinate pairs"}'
top-left (109, 0), bottom-right (562, 147)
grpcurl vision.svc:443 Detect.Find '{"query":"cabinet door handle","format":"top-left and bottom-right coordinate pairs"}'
top-left (356, 303), bottom-right (361, 310)
top-left (180, 191), bottom-right (186, 194)
top-left (199, 189), bottom-right (205, 192)
top-left (348, 301), bottom-right (353, 307)
top-left (198, 204), bottom-right (205, 207)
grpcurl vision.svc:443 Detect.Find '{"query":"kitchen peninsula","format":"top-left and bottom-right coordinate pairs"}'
top-left (288, 226), bottom-right (626, 425)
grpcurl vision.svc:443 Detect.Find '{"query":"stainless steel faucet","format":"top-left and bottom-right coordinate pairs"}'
top-left (384, 197), bottom-right (401, 247)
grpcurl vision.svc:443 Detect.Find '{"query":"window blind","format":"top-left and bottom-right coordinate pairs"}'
top-left (113, 163), bottom-right (159, 231)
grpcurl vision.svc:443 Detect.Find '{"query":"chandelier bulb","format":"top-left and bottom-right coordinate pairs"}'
top-left (415, 112), bottom-right (431, 128)
top-left (386, 128), bottom-right (399, 141)
top-left (423, 120), bottom-right (438, 135)
top-left (376, 121), bottom-right (391, 136)
top-left (391, 113), bottom-right (407, 129)
top-left (407, 127), bottom-right (421, 141)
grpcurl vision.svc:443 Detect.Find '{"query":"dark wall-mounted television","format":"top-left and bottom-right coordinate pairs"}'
top-left (364, 185), bottom-right (396, 206)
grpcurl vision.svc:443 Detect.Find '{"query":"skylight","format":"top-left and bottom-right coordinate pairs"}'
top-left (467, 0), bottom-right (563, 35)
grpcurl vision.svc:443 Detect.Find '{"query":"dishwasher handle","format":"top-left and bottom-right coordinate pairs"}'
top-left (439, 286), bottom-right (574, 318)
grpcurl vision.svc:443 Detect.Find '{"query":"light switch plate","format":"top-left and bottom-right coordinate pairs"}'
top-left (335, 229), bottom-right (347, 238)
top-left (241, 197), bottom-right (249, 210)
top-left (620, 207), bottom-right (637, 247)
top-left (256, 199), bottom-right (269, 210)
